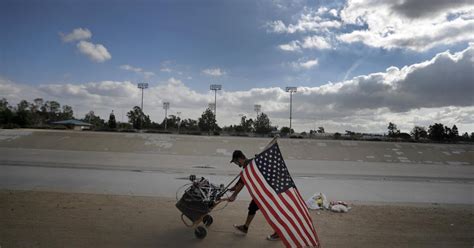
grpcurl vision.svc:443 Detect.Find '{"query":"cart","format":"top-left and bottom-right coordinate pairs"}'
top-left (176, 175), bottom-right (232, 239)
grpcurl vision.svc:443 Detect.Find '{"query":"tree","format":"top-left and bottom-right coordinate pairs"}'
top-left (11, 100), bottom-right (33, 127)
top-left (84, 111), bottom-right (106, 128)
top-left (108, 111), bottom-right (117, 129)
top-left (161, 114), bottom-right (180, 130)
top-left (127, 106), bottom-right (150, 129)
top-left (411, 126), bottom-right (427, 141)
top-left (198, 108), bottom-right (217, 135)
top-left (240, 116), bottom-right (254, 133)
top-left (60, 105), bottom-right (74, 120)
top-left (0, 98), bottom-right (14, 125)
top-left (32, 98), bottom-right (45, 125)
top-left (42, 100), bottom-right (61, 122)
top-left (254, 112), bottom-right (272, 135)
top-left (180, 118), bottom-right (199, 131)
top-left (450, 125), bottom-right (459, 141)
top-left (387, 122), bottom-right (399, 137)
top-left (428, 123), bottom-right (445, 142)
top-left (317, 127), bottom-right (325, 134)
top-left (280, 126), bottom-right (291, 136)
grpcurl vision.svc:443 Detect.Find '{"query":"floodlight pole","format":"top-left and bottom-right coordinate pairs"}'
top-left (163, 102), bottom-right (170, 130)
top-left (137, 83), bottom-right (149, 111)
top-left (177, 111), bottom-right (181, 134)
top-left (210, 84), bottom-right (222, 131)
top-left (254, 104), bottom-right (261, 119)
top-left (285, 87), bottom-right (297, 132)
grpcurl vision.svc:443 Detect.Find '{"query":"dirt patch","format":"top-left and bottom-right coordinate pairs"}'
top-left (0, 190), bottom-right (472, 248)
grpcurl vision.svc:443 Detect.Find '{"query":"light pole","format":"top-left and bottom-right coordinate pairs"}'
top-left (208, 103), bottom-right (216, 112)
top-left (285, 87), bottom-right (297, 133)
top-left (163, 102), bottom-right (170, 130)
top-left (177, 111), bottom-right (181, 134)
top-left (210, 84), bottom-right (222, 121)
top-left (254, 104), bottom-right (261, 119)
top-left (137, 83), bottom-right (149, 111)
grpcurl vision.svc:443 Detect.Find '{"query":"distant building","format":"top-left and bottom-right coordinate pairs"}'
top-left (51, 120), bottom-right (92, 131)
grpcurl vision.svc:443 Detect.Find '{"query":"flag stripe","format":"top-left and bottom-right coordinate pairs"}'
top-left (244, 163), bottom-right (303, 246)
top-left (295, 188), bottom-right (320, 242)
top-left (280, 191), bottom-right (317, 245)
top-left (248, 163), bottom-right (311, 246)
top-left (242, 166), bottom-right (294, 247)
top-left (292, 188), bottom-right (319, 242)
top-left (289, 189), bottom-right (314, 238)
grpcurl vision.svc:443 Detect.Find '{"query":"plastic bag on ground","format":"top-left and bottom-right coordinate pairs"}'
top-left (305, 193), bottom-right (329, 210)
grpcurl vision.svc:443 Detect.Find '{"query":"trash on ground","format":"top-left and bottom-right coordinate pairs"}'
top-left (306, 193), bottom-right (351, 213)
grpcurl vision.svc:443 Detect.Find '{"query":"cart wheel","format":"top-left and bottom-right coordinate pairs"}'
top-left (203, 215), bottom-right (213, 227)
top-left (194, 226), bottom-right (207, 239)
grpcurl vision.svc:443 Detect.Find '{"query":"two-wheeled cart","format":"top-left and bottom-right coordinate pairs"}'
top-left (175, 174), bottom-right (239, 239)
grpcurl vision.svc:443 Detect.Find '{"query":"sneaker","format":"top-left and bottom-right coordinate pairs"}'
top-left (233, 224), bottom-right (248, 234)
top-left (266, 233), bottom-right (280, 241)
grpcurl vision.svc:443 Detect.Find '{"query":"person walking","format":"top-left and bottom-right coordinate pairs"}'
top-left (226, 150), bottom-right (280, 241)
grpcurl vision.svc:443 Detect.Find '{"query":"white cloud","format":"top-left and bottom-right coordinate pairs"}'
top-left (60, 28), bottom-right (92, 43)
top-left (338, 0), bottom-right (474, 51)
top-left (267, 1), bottom-right (474, 52)
top-left (76, 41), bottom-right (111, 63)
top-left (279, 41), bottom-right (301, 52)
top-left (202, 68), bottom-right (226, 77)
top-left (1, 44), bottom-right (473, 133)
top-left (301, 35), bottom-right (332, 49)
top-left (120, 65), bottom-right (155, 79)
top-left (300, 59), bottom-right (318, 69)
top-left (290, 58), bottom-right (319, 70)
top-left (279, 35), bottom-right (331, 51)
top-left (266, 9), bottom-right (341, 33)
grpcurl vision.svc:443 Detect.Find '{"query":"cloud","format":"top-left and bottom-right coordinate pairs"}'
top-left (338, 0), bottom-right (474, 51)
top-left (267, 1), bottom-right (474, 52)
top-left (266, 9), bottom-right (341, 33)
top-left (202, 68), bottom-right (226, 77)
top-left (60, 28), bottom-right (92, 42)
top-left (290, 58), bottom-right (319, 70)
top-left (120, 65), bottom-right (155, 78)
top-left (279, 35), bottom-right (331, 52)
top-left (76, 41), bottom-right (111, 63)
top-left (301, 35), bottom-right (332, 49)
top-left (390, 0), bottom-right (473, 19)
top-left (279, 41), bottom-right (301, 52)
top-left (1, 45), bottom-right (473, 133)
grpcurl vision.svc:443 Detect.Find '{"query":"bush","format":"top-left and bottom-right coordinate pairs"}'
top-left (144, 130), bottom-right (172, 134)
top-left (118, 129), bottom-right (137, 133)
top-left (51, 125), bottom-right (67, 130)
top-left (1, 123), bottom-right (20, 129)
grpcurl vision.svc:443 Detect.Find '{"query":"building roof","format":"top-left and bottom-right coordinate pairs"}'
top-left (51, 119), bottom-right (92, 126)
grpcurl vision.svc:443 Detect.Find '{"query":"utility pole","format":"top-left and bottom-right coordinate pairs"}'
top-left (285, 87), bottom-right (297, 133)
top-left (163, 102), bottom-right (170, 130)
top-left (137, 83), bottom-right (149, 111)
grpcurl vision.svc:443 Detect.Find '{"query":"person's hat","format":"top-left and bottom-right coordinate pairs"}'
top-left (230, 150), bottom-right (245, 163)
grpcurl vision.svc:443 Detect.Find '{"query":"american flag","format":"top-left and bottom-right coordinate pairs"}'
top-left (241, 140), bottom-right (320, 248)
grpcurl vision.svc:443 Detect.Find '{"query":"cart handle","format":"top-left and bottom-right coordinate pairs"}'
top-left (216, 173), bottom-right (241, 199)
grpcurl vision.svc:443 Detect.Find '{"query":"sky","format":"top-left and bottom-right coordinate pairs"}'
top-left (1, 0), bottom-right (473, 134)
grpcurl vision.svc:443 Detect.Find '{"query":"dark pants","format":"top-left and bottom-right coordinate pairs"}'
top-left (248, 200), bottom-right (259, 215)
